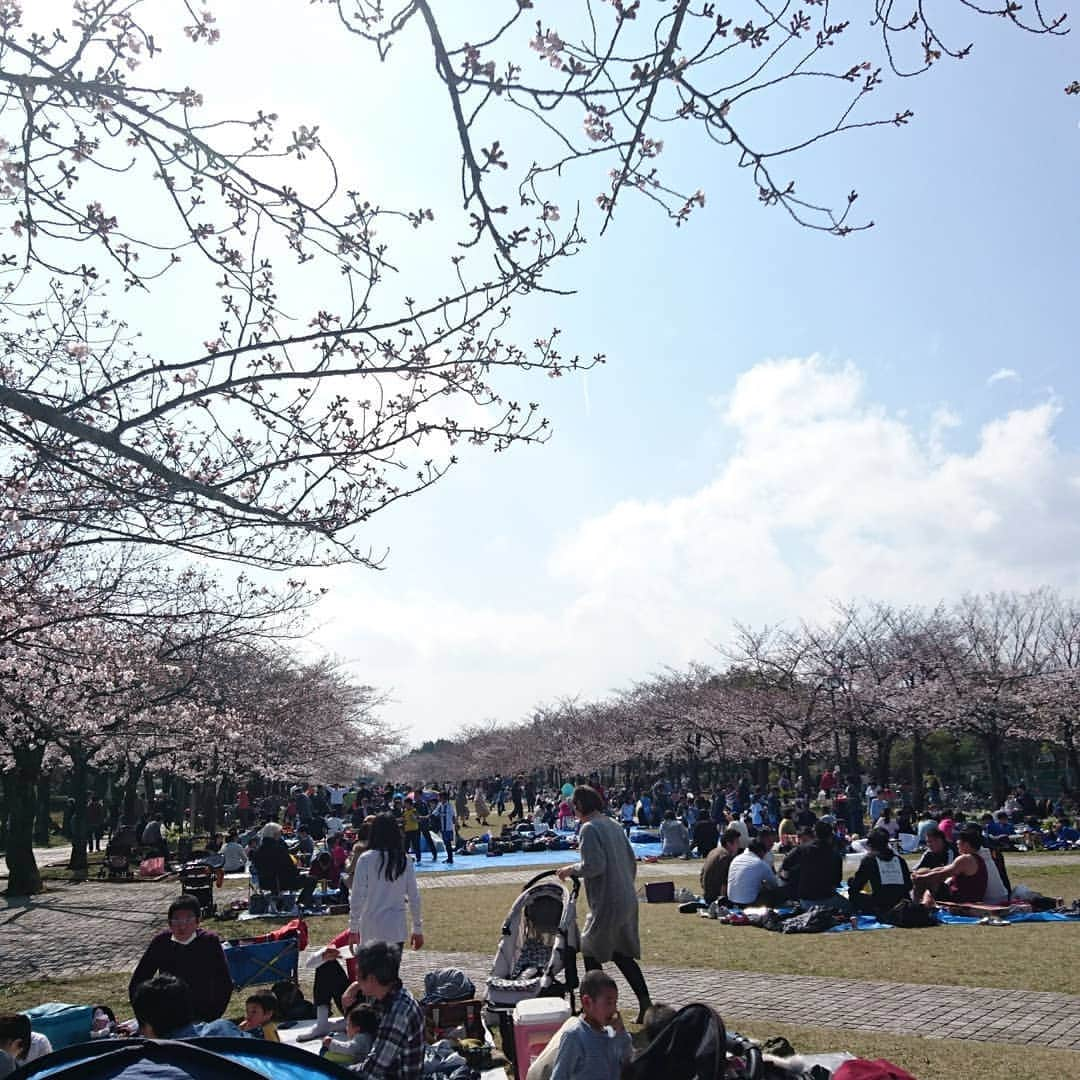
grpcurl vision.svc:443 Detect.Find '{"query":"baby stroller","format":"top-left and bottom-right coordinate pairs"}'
top-left (485, 869), bottom-right (581, 1058)
top-left (178, 862), bottom-right (217, 918)
top-left (98, 836), bottom-right (134, 880)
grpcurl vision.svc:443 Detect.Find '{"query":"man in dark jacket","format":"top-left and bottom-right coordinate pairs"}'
top-left (128, 895), bottom-right (232, 1021)
top-left (700, 828), bottom-right (741, 903)
top-left (780, 821), bottom-right (843, 908)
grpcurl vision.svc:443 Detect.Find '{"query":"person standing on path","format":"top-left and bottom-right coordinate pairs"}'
top-left (557, 785), bottom-right (651, 1023)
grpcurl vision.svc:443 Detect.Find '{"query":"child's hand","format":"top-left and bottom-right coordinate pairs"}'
top-left (321, 1036), bottom-right (332, 1047)
top-left (610, 1011), bottom-right (626, 1034)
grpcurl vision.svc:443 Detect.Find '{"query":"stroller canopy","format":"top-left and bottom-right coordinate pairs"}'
top-left (15, 1037), bottom-right (353, 1080)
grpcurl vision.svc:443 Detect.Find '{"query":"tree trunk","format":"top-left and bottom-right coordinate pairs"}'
top-left (876, 735), bottom-right (894, 788)
top-left (34, 771), bottom-right (52, 845)
top-left (984, 733), bottom-right (1007, 808)
top-left (123, 757), bottom-right (147, 822)
top-left (203, 780), bottom-right (218, 835)
top-left (911, 731), bottom-right (925, 813)
top-left (0, 770), bottom-right (8, 850)
top-left (847, 726), bottom-right (859, 780)
top-left (4, 746), bottom-right (44, 895)
top-left (67, 750), bottom-right (90, 874)
top-left (1062, 716), bottom-right (1080, 795)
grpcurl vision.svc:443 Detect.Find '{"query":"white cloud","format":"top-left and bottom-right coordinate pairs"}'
top-left (314, 356), bottom-right (1080, 741)
top-left (987, 367), bottom-right (1020, 385)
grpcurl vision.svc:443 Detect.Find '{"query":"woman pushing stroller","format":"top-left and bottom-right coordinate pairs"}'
top-left (557, 785), bottom-right (652, 1024)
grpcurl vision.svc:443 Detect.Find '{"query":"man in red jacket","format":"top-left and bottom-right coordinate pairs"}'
top-left (128, 895), bottom-right (233, 1021)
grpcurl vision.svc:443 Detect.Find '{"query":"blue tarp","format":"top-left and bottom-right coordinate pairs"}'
top-left (19, 1038), bottom-right (353, 1079)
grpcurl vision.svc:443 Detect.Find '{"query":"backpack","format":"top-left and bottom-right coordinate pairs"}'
top-left (881, 899), bottom-right (935, 928)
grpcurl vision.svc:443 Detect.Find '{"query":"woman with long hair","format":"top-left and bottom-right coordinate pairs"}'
top-left (347, 813), bottom-right (423, 952)
top-left (299, 814), bottom-right (422, 1043)
top-left (557, 785), bottom-right (651, 1022)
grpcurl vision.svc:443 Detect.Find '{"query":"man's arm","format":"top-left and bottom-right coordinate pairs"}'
top-left (913, 853), bottom-right (971, 890)
top-left (128, 935), bottom-right (163, 1006)
top-left (203, 934), bottom-right (234, 1019)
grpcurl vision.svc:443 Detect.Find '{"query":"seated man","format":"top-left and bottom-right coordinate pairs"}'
top-left (132, 973), bottom-right (246, 1039)
top-left (691, 812), bottom-right (718, 858)
top-left (847, 828), bottom-right (913, 918)
top-left (659, 811), bottom-right (689, 857)
top-left (253, 823), bottom-right (303, 896)
top-left (339, 941), bottom-right (424, 1079)
top-left (140, 817), bottom-right (168, 858)
top-left (780, 821), bottom-right (843, 909)
top-left (1045, 817), bottom-right (1080, 850)
top-left (985, 811), bottom-right (1014, 845)
top-left (700, 828), bottom-right (741, 903)
top-left (912, 826), bottom-right (957, 900)
top-left (912, 825), bottom-right (988, 908)
top-left (128, 895), bottom-right (233, 1022)
top-left (220, 831), bottom-right (249, 873)
top-left (725, 840), bottom-right (780, 906)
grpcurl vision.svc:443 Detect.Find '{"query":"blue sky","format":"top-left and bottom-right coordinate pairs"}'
top-left (27, 1), bottom-right (1080, 743)
top-left (290, 3), bottom-right (1080, 744)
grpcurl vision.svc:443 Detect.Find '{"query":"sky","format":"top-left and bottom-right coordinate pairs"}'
top-left (23, 1), bottom-right (1080, 745)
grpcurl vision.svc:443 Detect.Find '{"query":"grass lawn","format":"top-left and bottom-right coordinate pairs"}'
top-left (721, 1020), bottom-right (1080, 1080)
top-left (195, 862), bottom-right (1080, 995)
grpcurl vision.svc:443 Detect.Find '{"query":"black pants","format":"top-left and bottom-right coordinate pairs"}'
top-left (312, 961), bottom-right (349, 1012)
top-left (583, 952), bottom-right (650, 1007)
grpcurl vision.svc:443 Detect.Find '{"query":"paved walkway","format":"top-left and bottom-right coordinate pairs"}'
top-left (397, 949), bottom-right (1080, 1051)
top-left (3, 877), bottom-right (1080, 1051)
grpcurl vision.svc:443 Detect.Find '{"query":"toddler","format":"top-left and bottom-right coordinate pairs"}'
top-left (238, 991), bottom-right (279, 1041)
top-left (321, 1003), bottom-right (379, 1066)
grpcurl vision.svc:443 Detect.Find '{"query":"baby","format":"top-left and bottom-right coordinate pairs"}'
top-left (321, 1003), bottom-right (379, 1066)
top-left (238, 991), bottom-right (280, 1041)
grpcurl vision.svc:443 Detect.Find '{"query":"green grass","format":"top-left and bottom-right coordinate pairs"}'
top-left (721, 1021), bottom-right (1080, 1080)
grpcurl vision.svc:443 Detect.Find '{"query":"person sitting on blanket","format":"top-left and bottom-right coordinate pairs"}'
top-left (220, 830), bottom-right (248, 874)
top-left (659, 810), bottom-right (690, 857)
top-left (132, 973), bottom-right (247, 1038)
top-left (725, 839), bottom-right (780, 906)
top-left (321, 1003), bottom-right (379, 1066)
top-left (1045, 817), bottom-right (1080, 850)
top-left (911, 827), bottom-right (956, 900)
top-left (847, 828), bottom-right (914, 919)
top-left (239, 991), bottom-right (280, 1040)
top-left (128, 894), bottom-right (233, 1022)
top-left (912, 825), bottom-right (988, 907)
top-left (337, 941), bottom-right (424, 1080)
top-left (780, 821), bottom-right (843, 910)
top-left (700, 828), bottom-right (741, 903)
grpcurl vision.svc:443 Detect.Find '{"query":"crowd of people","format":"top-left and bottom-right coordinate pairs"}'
top-left (8, 768), bottom-right (1077, 1080)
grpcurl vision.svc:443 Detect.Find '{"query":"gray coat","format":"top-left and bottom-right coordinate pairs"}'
top-left (572, 813), bottom-right (640, 962)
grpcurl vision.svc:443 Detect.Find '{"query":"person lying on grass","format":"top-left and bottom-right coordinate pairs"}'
top-left (550, 969), bottom-right (632, 1080)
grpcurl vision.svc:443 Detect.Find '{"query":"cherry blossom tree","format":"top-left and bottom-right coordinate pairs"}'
top-left (0, 1), bottom-right (1066, 568)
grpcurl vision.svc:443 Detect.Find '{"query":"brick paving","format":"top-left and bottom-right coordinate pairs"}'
top-left (3, 854), bottom-right (1080, 1052)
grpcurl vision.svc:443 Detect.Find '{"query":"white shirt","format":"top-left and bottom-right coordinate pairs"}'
top-left (328, 785), bottom-right (348, 807)
top-left (219, 842), bottom-right (247, 873)
top-left (324, 816), bottom-right (344, 836)
top-left (726, 850), bottom-right (778, 906)
top-left (432, 801), bottom-right (456, 833)
top-left (24, 1032), bottom-right (52, 1062)
top-left (729, 818), bottom-right (750, 850)
top-left (348, 849), bottom-right (422, 942)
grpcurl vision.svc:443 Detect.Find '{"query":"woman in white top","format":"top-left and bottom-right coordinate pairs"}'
top-left (874, 808), bottom-right (901, 840)
top-left (347, 813), bottom-right (424, 951)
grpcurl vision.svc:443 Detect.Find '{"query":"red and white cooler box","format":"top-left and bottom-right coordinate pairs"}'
top-left (511, 998), bottom-right (572, 1080)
